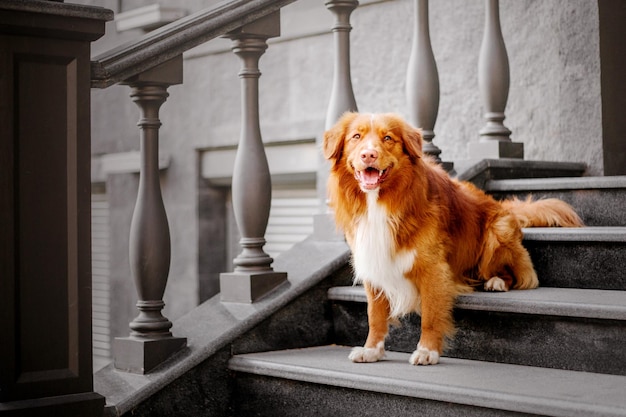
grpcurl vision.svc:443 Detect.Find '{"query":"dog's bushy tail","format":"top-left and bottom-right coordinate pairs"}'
top-left (501, 196), bottom-right (584, 228)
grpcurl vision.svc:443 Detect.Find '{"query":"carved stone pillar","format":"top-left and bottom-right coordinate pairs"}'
top-left (407, 0), bottom-right (440, 160)
top-left (324, 0), bottom-right (359, 129)
top-left (469, 0), bottom-right (523, 159)
top-left (219, 11), bottom-right (287, 303)
top-left (314, 0), bottom-right (359, 239)
top-left (406, 0), bottom-right (452, 171)
top-left (113, 56), bottom-right (187, 374)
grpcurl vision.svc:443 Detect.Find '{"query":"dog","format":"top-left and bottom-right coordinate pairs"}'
top-left (323, 112), bottom-right (583, 366)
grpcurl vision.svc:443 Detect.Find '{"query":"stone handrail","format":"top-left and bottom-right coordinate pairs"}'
top-left (90, 0), bottom-right (296, 88)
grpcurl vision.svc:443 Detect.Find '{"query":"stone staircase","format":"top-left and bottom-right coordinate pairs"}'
top-left (228, 176), bottom-right (626, 417)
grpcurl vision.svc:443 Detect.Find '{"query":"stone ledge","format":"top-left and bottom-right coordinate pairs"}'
top-left (454, 159), bottom-right (586, 189)
top-left (0, 0), bottom-right (113, 21)
top-left (485, 175), bottom-right (626, 191)
top-left (229, 345), bottom-right (626, 417)
top-left (523, 226), bottom-right (626, 242)
top-left (328, 286), bottom-right (626, 320)
top-left (485, 178), bottom-right (626, 227)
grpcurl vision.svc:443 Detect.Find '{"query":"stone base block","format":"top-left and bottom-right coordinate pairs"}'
top-left (113, 336), bottom-right (187, 374)
top-left (220, 270), bottom-right (288, 303)
top-left (0, 392), bottom-right (105, 417)
top-left (469, 140), bottom-right (524, 159)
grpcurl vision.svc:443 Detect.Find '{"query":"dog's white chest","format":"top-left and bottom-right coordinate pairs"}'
top-left (352, 192), bottom-right (419, 317)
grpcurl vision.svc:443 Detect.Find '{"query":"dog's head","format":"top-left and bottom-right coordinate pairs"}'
top-left (323, 112), bottom-right (423, 192)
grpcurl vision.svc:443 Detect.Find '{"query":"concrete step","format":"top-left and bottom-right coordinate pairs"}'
top-left (454, 159), bottom-right (587, 189)
top-left (329, 286), bottom-right (626, 320)
top-left (229, 345), bottom-right (626, 417)
top-left (522, 227), bottom-right (626, 290)
top-left (486, 176), bottom-right (626, 226)
top-left (329, 286), bottom-right (626, 375)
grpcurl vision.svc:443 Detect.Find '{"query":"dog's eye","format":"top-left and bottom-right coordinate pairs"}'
top-left (383, 135), bottom-right (393, 142)
top-left (352, 133), bottom-right (361, 140)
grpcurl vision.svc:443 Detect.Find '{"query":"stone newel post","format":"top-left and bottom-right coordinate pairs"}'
top-left (0, 2), bottom-right (110, 415)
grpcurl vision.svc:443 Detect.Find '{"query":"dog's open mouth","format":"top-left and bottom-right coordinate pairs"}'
top-left (355, 166), bottom-right (390, 190)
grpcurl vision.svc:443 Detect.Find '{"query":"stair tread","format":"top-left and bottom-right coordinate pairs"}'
top-left (328, 286), bottom-right (626, 320)
top-left (230, 345), bottom-right (626, 417)
top-left (522, 226), bottom-right (626, 242)
top-left (485, 175), bottom-right (626, 191)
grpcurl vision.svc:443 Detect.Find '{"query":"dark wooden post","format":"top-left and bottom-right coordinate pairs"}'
top-left (113, 56), bottom-right (187, 374)
top-left (469, 0), bottom-right (523, 159)
top-left (0, 2), bottom-right (111, 415)
top-left (219, 11), bottom-right (287, 303)
top-left (598, 0), bottom-right (626, 175)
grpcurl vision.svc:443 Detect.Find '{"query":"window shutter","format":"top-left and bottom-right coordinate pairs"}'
top-left (265, 188), bottom-right (318, 258)
top-left (91, 193), bottom-right (111, 370)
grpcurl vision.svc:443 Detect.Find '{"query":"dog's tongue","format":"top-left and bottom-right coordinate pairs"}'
top-left (361, 168), bottom-right (380, 185)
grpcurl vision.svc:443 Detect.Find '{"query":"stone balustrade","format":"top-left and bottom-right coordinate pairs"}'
top-left (92, 0), bottom-right (518, 375)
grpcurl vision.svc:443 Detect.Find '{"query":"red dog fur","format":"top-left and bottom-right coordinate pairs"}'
top-left (323, 112), bottom-right (583, 366)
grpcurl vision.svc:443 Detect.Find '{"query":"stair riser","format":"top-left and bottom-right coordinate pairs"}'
top-left (332, 303), bottom-right (626, 375)
top-left (490, 189), bottom-right (626, 227)
top-left (525, 241), bottom-right (626, 290)
top-left (233, 373), bottom-right (536, 417)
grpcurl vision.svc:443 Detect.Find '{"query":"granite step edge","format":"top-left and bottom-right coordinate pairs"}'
top-left (485, 176), bottom-right (626, 192)
top-left (327, 286), bottom-right (626, 320)
top-left (229, 346), bottom-right (626, 417)
top-left (522, 227), bottom-right (626, 242)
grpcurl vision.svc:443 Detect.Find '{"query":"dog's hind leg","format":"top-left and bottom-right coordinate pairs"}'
top-left (479, 215), bottom-right (538, 291)
top-left (482, 243), bottom-right (538, 291)
top-left (509, 243), bottom-right (539, 290)
top-left (349, 282), bottom-right (389, 363)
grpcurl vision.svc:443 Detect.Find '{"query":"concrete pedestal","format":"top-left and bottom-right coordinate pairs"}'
top-left (113, 336), bottom-right (187, 374)
top-left (220, 271), bottom-right (288, 303)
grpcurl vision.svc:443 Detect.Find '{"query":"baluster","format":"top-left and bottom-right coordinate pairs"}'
top-left (314, 0), bottom-right (359, 240)
top-left (406, 0), bottom-right (442, 162)
top-left (325, 0), bottom-right (359, 129)
top-left (113, 56), bottom-right (187, 374)
top-left (219, 11), bottom-right (287, 303)
top-left (470, 0), bottom-right (523, 159)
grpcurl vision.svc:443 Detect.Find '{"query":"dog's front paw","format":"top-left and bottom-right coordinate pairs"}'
top-left (484, 276), bottom-right (509, 292)
top-left (409, 344), bottom-right (440, 365)
top-left (349, 341), bottom-right (385, 363)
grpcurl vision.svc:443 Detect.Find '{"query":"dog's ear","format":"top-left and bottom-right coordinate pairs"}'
top-left (323, 112), bottom-right (358, 161)
top-left (402, 121), bottom-right (423, 161)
